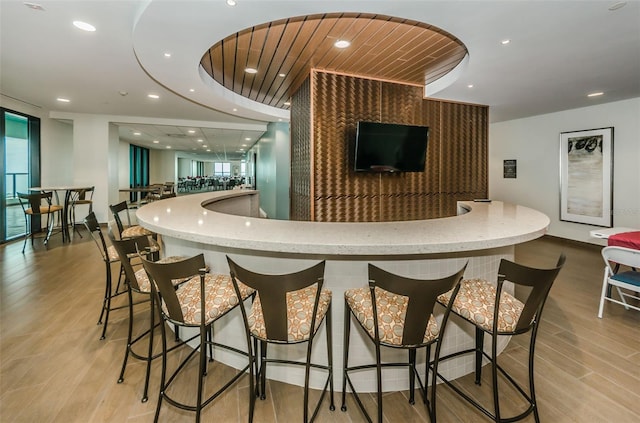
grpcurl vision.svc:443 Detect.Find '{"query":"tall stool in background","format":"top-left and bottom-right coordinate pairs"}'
top-left (68, 186), bottom-right (94, 238)
top-left (17, 191), bottom-right (64, 252)
top-left (84, 212), bottom-right (126, 340)
top-left (436, 254), bottom-right (565, 423)
top-left (341, 263), bottom-right (466, 423)
top-left (142, 254), bottom-right (254, 423)
top-left (227, 258), bottom-right (334, 423)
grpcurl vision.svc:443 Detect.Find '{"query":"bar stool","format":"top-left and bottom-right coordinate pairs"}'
top-left (109, 201), bottom-right (154, 239)
top-left (68, 186), bottom-right (94, 238)
top-left (141, 253), bottom-right (254, 423)
top-left (110, 236), bottom-right (184, 402)
top-left (17, 191), bottom-right (64, 252)
top-left (435, 254), bottom-right (565, 423)
top-left (226, 257), bottom-right (335, 423)
top-left (341, 263), bottom-right (466, 423)
top-left (84, 212), bottom-right (126, 340)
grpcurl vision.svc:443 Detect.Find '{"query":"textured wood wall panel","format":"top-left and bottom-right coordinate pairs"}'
top-left (439, 101), bottom-right (488, 214)
top-left (421, 99), bottom-right (445, 216)
top-left (290, 77), bottom-right (312, 221)
top-left (295, 70), bottom-right (487, 222)
top-left (312, 72), bottom-right (380, 199)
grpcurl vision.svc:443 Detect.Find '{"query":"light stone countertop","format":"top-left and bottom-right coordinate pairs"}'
top-left (136, 190), bottom-right (549, 257)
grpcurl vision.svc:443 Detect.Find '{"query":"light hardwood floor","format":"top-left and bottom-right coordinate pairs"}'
top-left (1, 233), bottom-right (639, 422)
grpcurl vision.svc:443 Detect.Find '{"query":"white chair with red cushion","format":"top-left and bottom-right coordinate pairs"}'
top-left (599, 246), bottom-right (640, 318)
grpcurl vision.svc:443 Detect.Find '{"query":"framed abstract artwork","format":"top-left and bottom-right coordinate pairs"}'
top-left (559, 127), bottom-right (613, 227)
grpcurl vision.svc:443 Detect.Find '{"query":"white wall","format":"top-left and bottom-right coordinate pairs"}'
top-left (490, 97), bottom-right (640, 243)
top-left (72, 116), bottom-right (116, 221)
top-left (149, 149), bottom-right (176, 184)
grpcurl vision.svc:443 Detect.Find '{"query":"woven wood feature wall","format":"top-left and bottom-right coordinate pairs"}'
top-left (292, 70), bottom-right (487, 222)
top-left (290, 77), bottom-right (312, 221)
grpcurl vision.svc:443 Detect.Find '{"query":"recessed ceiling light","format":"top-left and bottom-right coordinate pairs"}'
top-left (206, 149), bottom-right (211, 152)
top-left (501, 39), bottom-right (511, 45)
top-left (244, 137), bottom-right (251, 141)
top-left (278, 73), bottom-right (286, 77)
top-left (119, 90), bottom-right (128, 96)
top-left (242, 144), bottom-right (248, 147)
top-left (244, 67), bottom-right (258, 74)
top-left (203, 145), bottom-right (208, 148)
top-left (56, 97), bottom-right (70, 103)
top-left (189, 88), bottom-right (195, 92)
top-left (73, 21), bottom-right (96, 32)
top-left (147, 94), bottom-right (159, 99)
top-left (166, 146), bottom-right (171, 149)
top-left (133, 132), bottom-right (141, 136)
top-left (153, 140), bottom-right (159, 143)
top-left (334, 40), bottom-right (351, 49)
top-left (226, 0), bottom-right (237, 6)
top-left (283, 101), bottom-right (291, 106)
top-left (197, 139), bottom-right (203, 143)
top-left (188, 130), bottom-right (195, 134)
top-left (24, 2), bottom-right (45, 11)
top-left (588, 91), bottom-right (604, 97)
top-left (164, 52), bottom-right (171, 58)
top-left (608, 2), bottom-right (627, 11)
top-left (467, 84), bottom-right (474, 88)
top-left (233, 108), bottom-right (238, 112)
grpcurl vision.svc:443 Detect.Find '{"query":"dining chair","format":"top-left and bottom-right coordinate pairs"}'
top-left (142, 253), bottom-right (254, 423)
top-left (68, 186), bottom-right (94, 238)
top-left (341, 263), bottom-right (466, 423)
top-left (226, 257), bottom-right (334, 423)
top-left (110, 235), bottom-right (185, 402)
top-left (83, 211), bottom-right (126, 340)
top-left (109, 201), bottom-right (154, 239)
top-left (435, 254), bottom-right (565, 423)
top-left (17, 191), bottom-right (64, 252)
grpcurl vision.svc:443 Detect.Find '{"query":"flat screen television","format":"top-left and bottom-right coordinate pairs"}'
top-left (354, 121), bottom-right (429, 172)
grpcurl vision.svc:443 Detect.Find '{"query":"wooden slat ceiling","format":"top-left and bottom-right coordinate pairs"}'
top-left (200, 13), bottom-right (467, 110)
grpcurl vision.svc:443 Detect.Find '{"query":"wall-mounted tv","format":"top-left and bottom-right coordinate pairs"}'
top-left (354, 121), bottom-right (429, 172)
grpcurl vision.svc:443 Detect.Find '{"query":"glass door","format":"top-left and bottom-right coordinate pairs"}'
top-left (1, 108), bottom-right (40, 243)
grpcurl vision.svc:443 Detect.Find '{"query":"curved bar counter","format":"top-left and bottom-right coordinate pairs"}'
top-left (137, 190), bottom-right (549, 391)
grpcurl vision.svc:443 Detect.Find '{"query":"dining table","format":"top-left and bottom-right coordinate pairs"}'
top-left (29, 185), bottom-right (94, 243)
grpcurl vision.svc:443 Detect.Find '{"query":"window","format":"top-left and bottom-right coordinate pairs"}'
top-left (192, 161), bottom-right (205, 177)
top-left (130, 145), bottom-right (149, 202)
top-left (1, 108), bottom-right (40, 242)
top-left (213, 162), bottom-right (231, 177)
top-left (240, 162), bottom-right (246, 177)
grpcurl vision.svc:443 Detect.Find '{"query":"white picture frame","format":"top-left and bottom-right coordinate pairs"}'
top-left (559, 127), bottom-right (613, 227)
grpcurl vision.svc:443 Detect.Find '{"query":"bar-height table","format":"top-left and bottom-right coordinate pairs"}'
top-left (29, 186), bottom-right (93, 243)
top-left (119, 186), bottom-right (162, 209)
